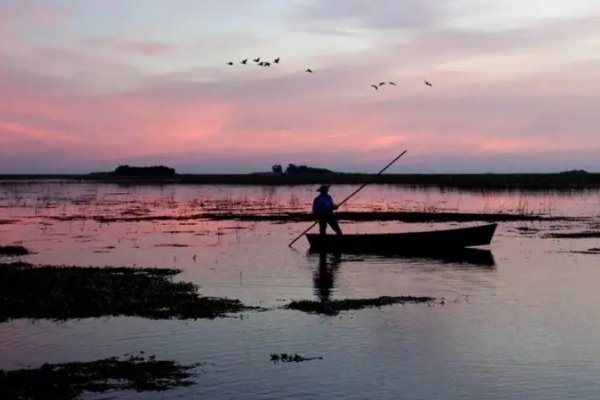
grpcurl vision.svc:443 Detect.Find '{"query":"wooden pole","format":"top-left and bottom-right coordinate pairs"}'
top-left (288, 150), bottom-right (407, 247)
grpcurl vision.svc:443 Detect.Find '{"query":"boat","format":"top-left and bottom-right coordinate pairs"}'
top-left (306, 223), bottom-right (497, 253)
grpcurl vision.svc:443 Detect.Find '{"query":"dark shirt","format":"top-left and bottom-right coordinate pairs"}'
top-left (313, 193), bottom-right (335, 216)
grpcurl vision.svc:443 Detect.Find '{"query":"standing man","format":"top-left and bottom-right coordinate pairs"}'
top-left (313, 185), bottom-right (342, 235)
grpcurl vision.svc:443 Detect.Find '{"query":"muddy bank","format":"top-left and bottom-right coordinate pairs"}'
top-left (0, 355), bottom-right (199, 399)
top-left (48, 210), bottom-right (557, 224)
top-left (0, 245), bottom-right (29, 256)
top-left (286, 296), bottom-right (435, 315)
top-left (0, 263), bottom-right (253, 322)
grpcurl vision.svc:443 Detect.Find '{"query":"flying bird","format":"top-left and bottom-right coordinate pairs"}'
top-left (253, 57), bottom-right (260, 62)
top-left (273, 57), bottom-right (280, 63)
top-left (227, 62), bottom-right (234, 65)
top-left (388, 81), bottom-right (396, 86)
top-left (371, 84), bottom-right (378, 90)
top-left (241, 59), bottom-right (247, 64)
top-left (258, 62), bottom-right (265, 66)
top-left (378, 82), bottom-right (386, 86)
top-left (264, 62), bottom-right (271, 67)
top-left (306, 68), bottom-right (313, 73)
top-left (424, 80), bottom-right (433, 87)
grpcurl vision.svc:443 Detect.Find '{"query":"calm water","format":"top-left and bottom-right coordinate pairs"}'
top-left (1, 182), bottom-right (600, 399)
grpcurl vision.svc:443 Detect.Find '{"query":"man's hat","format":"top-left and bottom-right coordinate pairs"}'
top-left (317, 184), bottom-right (331, 192)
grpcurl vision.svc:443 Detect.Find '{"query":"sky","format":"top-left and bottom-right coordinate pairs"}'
top-left (1, 0), bottom-right (599, 173)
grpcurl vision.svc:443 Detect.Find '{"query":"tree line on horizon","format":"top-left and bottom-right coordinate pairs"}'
top-left (271, 164), bottom-right (333, 175)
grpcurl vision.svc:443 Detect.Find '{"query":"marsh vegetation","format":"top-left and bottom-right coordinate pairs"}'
top-left (0, 263), bottom-right (252, 321)
top-left (0, 355), bottom-right (200, 399)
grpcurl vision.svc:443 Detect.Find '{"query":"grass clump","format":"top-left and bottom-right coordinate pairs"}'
top-left (0, 262), bottom-right (252, 322)
top-left (286, 295), bottom-right (434, 316)
top-left (0, 355), bottom-right (199, 399)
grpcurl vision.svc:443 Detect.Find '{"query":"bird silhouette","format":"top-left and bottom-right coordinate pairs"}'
top-left (273, 57), bottom-right (280, 63)
top-left (388, 81), bottom-right (396, 86)
top-left (306, 68), bottom-right (313, 73)
top-left (258, 62), bottom-right (265, 66)
top-left (227, 62), bottom-right (234, 65)
top-left (378, 82), bottom-right (386, 86)
top-left (371, 84), bottom-right (378, 90)
top-left (253, 57), bottom-right (260, 62)
top-left (424, 80), bottom-right (432, 87)
top-left (264, 62), bottom-right (271, 67)
top-left (241, 59), bottom-right (247, 64)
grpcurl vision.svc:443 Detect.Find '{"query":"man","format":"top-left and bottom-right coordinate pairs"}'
top-left (312, 184), bottom-right (342, 235)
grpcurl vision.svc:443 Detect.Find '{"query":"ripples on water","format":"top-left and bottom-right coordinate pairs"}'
top-left (1, 182), bottom-right (600, 399)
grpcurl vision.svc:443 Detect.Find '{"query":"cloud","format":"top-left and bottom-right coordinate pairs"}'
top-left (87, 37), bottom-right (172, 56)
top-left (0, 1), bottom-right (600, 172)
top-left (296, 0), bottom-right (444, 29)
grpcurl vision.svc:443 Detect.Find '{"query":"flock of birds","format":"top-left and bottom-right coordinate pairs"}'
top-left (226, 57), bottom-right (433, 91)
top-left (227, 57), bottom-right (282, 67)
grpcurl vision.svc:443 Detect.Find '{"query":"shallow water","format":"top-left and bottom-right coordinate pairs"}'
top-left (1, 182), bottom-right (600, 399)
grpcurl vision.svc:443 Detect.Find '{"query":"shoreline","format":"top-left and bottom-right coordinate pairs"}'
top-left (1, 172), bottom-right (600, 190)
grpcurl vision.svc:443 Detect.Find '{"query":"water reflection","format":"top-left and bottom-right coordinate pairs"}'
top-left (309, 248), bottom-right (495, 303)
top-left (313, 252), bottom-right (342, 303)
top-left (309, 247), bottom-right (495, 268)
top-left (395, 248), bottom-right (496, 267)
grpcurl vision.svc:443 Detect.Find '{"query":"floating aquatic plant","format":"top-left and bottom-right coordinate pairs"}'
top-left (0, 245), bottom-right (29, 257)
top-left (0, 262), bottom-right (254, 322)
top-left (286, 296), bottom-right (435, 316)
top-left (270, 353), bottom-right (323, 363)
top-left (0, 355), bottom-right (200, 399)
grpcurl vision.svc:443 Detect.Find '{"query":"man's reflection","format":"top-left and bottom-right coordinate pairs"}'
top-left (313, 252), bottom-right (341, 303)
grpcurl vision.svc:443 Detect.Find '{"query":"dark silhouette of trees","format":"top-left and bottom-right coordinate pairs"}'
top-left (285, 163), bottom-right (333, 174)
top-left (271, 164), bottom-right (283, 174)
top-left (113, 165), bottom-right (176, 177)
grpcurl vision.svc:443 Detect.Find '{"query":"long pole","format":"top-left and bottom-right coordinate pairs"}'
top-left (288, 150), bottom-right (407, 247)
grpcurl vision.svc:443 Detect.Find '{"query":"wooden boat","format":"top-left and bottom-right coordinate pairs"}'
top-left (306, 223), bottom-right (497, 253)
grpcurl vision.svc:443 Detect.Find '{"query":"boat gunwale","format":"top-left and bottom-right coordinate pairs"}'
top-left (306, 223), bottom-right (498, 240)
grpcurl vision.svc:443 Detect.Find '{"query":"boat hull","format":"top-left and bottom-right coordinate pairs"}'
top-left (306, 223), bottom-right (497, 253)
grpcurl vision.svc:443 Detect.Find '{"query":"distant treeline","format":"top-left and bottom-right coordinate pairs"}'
top-left (2, 169), bottom-right (600, 190)
top-left (87, 165), bottom-right (177, 178)
top-left (113, 165), bottom-right (176, 177)
top-left (271, 164), bottom-right (333, 174)
top-left (86, 169), bottom-right (600, 189)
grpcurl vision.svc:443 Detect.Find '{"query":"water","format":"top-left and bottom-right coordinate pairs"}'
top-left (1, 182), bottom-right (600, 399)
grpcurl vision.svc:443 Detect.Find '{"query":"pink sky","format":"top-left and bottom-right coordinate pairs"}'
top-left (1, 0), bottom-right (599, 173)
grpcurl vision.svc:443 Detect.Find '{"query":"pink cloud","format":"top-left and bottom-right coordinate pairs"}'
top-left (125, 41), bottom-right (170, 55)
top-left (1, 46), bottom-right (600, 173)
top-left (87, 37), bottom-right (171, 56)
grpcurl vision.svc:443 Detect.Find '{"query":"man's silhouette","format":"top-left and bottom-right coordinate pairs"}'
top-left (312, 185), bottom-right (342, 235)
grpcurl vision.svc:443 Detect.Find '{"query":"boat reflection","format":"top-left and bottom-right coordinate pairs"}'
top-left (308, 247), bottom-right (495, 267)
top-left (309, 248), bottom-right (495, 302)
